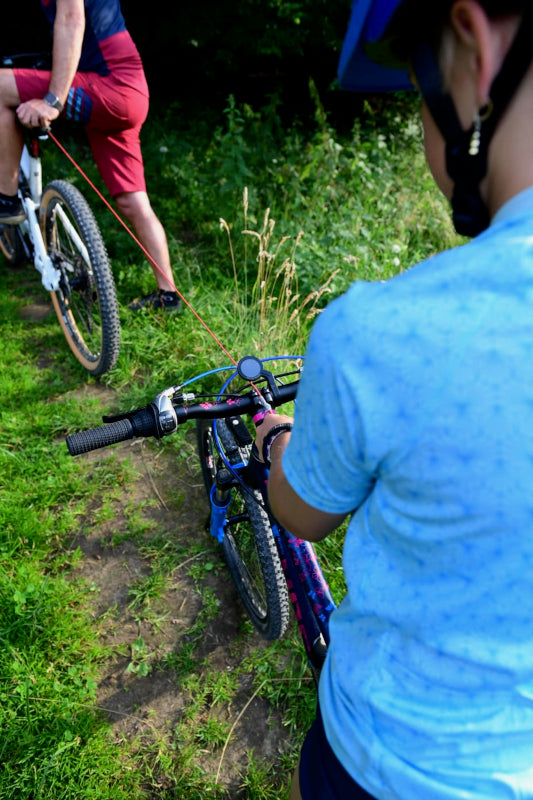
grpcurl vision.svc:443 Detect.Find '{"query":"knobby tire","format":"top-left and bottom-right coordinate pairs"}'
top-left (196, 417), bottom-right (290, 640)
top-left (40, 179), bottom-right (119, 375)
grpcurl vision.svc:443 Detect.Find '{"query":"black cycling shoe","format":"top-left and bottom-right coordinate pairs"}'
top-left (0, 196), bottom-right (26, 224)
top-left (128, 290), bottom-right (182, 313)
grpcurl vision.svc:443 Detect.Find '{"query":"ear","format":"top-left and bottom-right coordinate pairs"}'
top-left (449, 0), bottom-right (513, 106)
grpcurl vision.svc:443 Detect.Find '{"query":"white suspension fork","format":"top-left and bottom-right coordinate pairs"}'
top-left (19, 145), bottom-right (91, 291)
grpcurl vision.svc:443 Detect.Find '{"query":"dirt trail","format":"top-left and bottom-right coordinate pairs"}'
top-left (63, 381), bottom-right (291, 797)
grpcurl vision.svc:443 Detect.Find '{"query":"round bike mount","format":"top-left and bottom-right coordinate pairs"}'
top-left (237, 355), bottom-right (264, 382)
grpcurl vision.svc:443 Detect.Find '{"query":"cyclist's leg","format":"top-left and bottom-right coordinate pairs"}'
top-left (114, 191), bottom-right (175, 292)
top-left (0, 69), bottom-right (23, 195)
top-left (288, 760), bottom-right (302, 800)
top-left (87, 124), bottom-right (177, 295)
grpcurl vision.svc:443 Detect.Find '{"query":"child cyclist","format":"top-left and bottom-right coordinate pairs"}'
top-left (255, 1), bottom-right (533, 798)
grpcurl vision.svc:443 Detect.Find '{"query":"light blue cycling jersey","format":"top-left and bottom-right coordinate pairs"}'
top-left (283, 186), bottom-right (533, 799)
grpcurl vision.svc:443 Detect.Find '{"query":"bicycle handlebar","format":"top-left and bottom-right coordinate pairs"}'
top-left (66, 380), bottom-right (298, 457)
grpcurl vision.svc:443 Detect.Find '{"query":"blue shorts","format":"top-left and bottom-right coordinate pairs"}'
top-left (299, 704), bottom-right (377, 800)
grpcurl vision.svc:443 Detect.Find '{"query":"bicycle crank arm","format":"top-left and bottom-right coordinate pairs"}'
top-left (35, 248), bottom-right (61, 291)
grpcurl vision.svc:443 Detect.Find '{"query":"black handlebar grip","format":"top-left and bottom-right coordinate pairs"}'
top-left (130, 406), bottom-right (159, 437)
top-left (66, 419), bottom-right (134, 456)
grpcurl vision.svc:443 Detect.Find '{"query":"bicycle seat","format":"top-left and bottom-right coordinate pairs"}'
top-left (1, 52), bottom-right (52, 70)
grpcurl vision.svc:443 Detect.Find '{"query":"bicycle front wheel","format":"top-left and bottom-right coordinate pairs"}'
top-left (196, 417), bottom-right (290, 640)
top-left (40, 179), bottom-right (120, 375)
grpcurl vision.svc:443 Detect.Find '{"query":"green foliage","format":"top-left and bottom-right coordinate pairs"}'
top-left (0, 557), bottom-right (140, 799)
top-left (127, 0), bottom-right (353, 107)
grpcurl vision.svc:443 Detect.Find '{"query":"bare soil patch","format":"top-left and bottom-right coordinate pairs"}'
top-left (63, 383), bottom-right (292, 797)
top-left (18, 300), bottom-right (54, 323)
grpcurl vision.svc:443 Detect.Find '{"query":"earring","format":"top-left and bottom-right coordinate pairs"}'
top-left (469, 114), bottom-right (481, 156)
top-left (469, 101), bottom-right (493, 157)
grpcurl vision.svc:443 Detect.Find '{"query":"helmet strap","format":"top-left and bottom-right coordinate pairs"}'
top-left (412, 8), bottom-right (533, 237)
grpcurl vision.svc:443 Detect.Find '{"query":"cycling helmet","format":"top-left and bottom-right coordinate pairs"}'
top-left (338, 0), bottom-right (412, 92)
top-left (338, 0), bottom-right (533, 237)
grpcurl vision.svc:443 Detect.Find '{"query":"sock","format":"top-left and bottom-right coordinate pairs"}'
top-left (0, 192), bottom-right (19, 202)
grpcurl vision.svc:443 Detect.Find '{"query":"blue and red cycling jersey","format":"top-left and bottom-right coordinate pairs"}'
top-left (15, 0), bottom-right (150, 195)
top-left (40, 0), bottom-right (128, 75)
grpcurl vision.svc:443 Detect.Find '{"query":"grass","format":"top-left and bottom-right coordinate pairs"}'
top-left (0, 87), bottom-right (460, 798)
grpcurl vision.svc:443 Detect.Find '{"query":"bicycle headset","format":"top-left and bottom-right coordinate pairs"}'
top-left (337, 0), bottom-right (533, 237)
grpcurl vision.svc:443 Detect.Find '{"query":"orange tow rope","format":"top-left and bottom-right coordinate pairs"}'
top-left (48, 130), bottom-right (238, 367)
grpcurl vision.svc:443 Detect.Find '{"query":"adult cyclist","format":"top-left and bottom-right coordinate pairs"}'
top-left (0, 0), bottom-right (181, 312)
top-left (255, 1), bottom-right (533, 798)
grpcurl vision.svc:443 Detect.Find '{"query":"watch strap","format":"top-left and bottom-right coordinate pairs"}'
top-left (262, 423), bottom-right (293, 467)
top-left (43, 91), bottom-right (63, 112)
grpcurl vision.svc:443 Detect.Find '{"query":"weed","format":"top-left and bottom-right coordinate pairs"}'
top-left (128, 571), bottom-right (168, 613)
top-left (219, 190), bottom-right (337, 356)
top-left (194, 715), bottom-right (230, 750)
top-left (239, 752), bottom-right (291, 799)
top-left (126, 636), bottom-right (152, 676)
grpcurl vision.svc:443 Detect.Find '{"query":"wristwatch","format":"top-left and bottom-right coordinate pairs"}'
top-left (43, 91), bottom-right (64, 112)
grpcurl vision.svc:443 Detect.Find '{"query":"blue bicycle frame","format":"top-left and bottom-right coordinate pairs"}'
top-left (208, 364), bottom-right (337, 678)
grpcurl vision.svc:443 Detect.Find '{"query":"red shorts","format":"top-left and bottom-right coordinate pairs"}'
top-left (14, 43), bottom-right (149, 197)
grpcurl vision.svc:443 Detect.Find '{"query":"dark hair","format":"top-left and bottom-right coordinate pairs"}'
top-left (383, 0), bottom-right (527, 66)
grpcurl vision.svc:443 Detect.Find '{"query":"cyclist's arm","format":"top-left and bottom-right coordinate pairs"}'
top-left (49, 0), bottom-right (85, 106)
top-left (16, 0), bottom-right (85, 128)
top-left (269, 457), bottom-right (347, 541)
top-left (256, 415), bottom-right (347, 542)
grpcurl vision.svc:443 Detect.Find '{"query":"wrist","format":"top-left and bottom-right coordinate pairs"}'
top-left (262, 423), bottom-right (293, 467)
top-left (43, 91), bottom-right (64, 112)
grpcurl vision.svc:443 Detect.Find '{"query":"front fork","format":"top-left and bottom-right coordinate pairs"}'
top-left (207, 430), bottom-right (331, 682)
top-left (209, 468), bottom-right (233, 543)
top-left (19, 141), bottom-right (61, 292)
top-left (20, 142), bottom-right (90, 293)
top-left (248, 444), bottom-right (333, 679)
top-left (20, 197), bottom-right (61, 291)
top-left (208, 443), bottom-right (262, 543)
